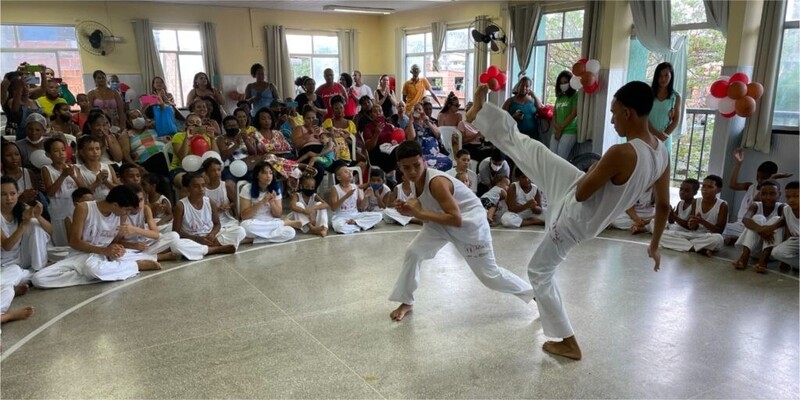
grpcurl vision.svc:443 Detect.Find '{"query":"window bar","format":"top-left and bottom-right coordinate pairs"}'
top-left (684, 112), bottom-right (696, 181)
top-left (696, 112), bottom-right (711, 179)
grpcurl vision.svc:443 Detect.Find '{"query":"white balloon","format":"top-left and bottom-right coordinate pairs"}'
top-left (30, 149), bottom-right (52, 169)
top-left (718, 75), bottom-right (730, 82)
top-left (718, 97), bottom-right (736, 114)
top-left (125, 88), bottom-right (137, 101)
top-left (201, 151), bottom-right (222, 163)
top-left (182, 155), bottom-right (202, 172)
top-left (229, 160), bottom-right (248, 178)
top-left (585, 59), bottom-right (601, 75)
top-left (705, 93), bottom-right (720, 109)
top-left (569, 75), bottom-right (582, 90)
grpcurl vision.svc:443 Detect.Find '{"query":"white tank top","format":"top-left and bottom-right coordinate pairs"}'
top-left (1, 214), bottom-right (21, 265)
top-left (333, 184), bottom-right (361, 215)
top-left (6, 169), bottom-right (34, 192)
top-left (784, 205), bottom-right (798, 237)
top-left (412, 168), bottom-right (489, 243)
top-left (43, 165), bottom-right (79, 220)
top-left (556, 138), bottom-right (669, 241)
top-left (755, 201), bottom-right (783, 220)
top-left (695, 198), bottom-right (726, 233)
top-left (240, 183), bottom-right (281, 221)
top-left (737, 184), bottom-right (758, 220)
top-left (124, 208), bottom-right (148, 242)
top-left (512, 181), bottom-right (538, 205)
top-left (395, 183), bottom-right (415, 202)
top-left (205, 181), bottom-right (229, 208)
top-left (152, 194), bottom-right (171, 219)
top-left (674, 199), bottom-right (694, 220)
top-left (180, 197), bottom-right (214, 236)
top-left (79, 164), bottom-right (112, 201)
top-left (82, 200), bottom-right (120, 247)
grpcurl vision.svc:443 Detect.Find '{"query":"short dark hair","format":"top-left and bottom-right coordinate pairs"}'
top-left (494, 174), bottom-right (510, 185)
top-left (455, 149), bottom-right (470, 158)
top-left (703, 175), bottom-right (722, 189)
top-left (757, 161), bottom-right (778, 176)
top-left (182, 172), bottom-right (205, 188)
top-left (105, 185), bottom-right (140, 208)
top-left (126, 183), bottom-right (144, 196)
top-left (396, 140), bottom-right (423, 161)
top-left (490, 148), bottom-right (504, 162)
top-left (330, 95), bottom-right (345, 107)
top-left (370, 167), bottom-right (385, 180)
top-left (250, 63), bottom-right (264, 77)
top-left (683, 178), bottom-right (700, 192)
top-left (71, 187), bottom-right (93, 203)
top-left (759, 179), bottom-right (780, 191)
top-left (514, 167), bottom-right (526, 179)
top-left (786, 181), bottom-right (799, 191)
top-left (201, 157), bottom-right (222, 171)
top-left (222, 115), bottom-right (237, 126)
top-left (43, 136), bottom-right (67, 153)
top-left (253, 107), bottom-right (276, 130)
top-left (614, 81), bottom-right (654, 117)
top-left (119, 163), bottom-right (140, 178)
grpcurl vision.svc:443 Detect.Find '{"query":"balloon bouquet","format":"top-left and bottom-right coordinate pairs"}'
top-left (570, 58), bottom-right (601, 94)
top-left (707, 72), bottom-right (763, 118)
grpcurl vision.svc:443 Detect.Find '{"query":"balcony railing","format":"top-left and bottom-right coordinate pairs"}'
top-left (671, 108), bottom-right (716, 185)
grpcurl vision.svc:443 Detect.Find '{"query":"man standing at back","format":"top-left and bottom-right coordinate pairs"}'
top-left (402, 64), bottom-right (441, 111)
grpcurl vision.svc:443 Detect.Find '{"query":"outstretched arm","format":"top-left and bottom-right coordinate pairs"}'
top-left (648, 165), bottom-right (672, 271)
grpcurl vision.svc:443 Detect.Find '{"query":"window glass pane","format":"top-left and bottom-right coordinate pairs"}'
top-left (160, 53), bottom-right (182, 107)
top-left (313, 35), bottom-right (338, 55)
top-left (544, 41), bottom-right (581, 104)
top-left (671, 0), bottom-right (707, 25)
top-left (406, 33), bottom-right (425, 54)
top-left (423, 55), bottom-right (444, 104)
top-left (774, 27), bottom-right (799, 127)
top-left (465, 52), bottom-right (475, 103)
top-left (56, 50), bottom-right (85, 94)
top-left (445, 28), bottom-right (469, 51)
top-left (312, 57), bottom-right (339, 85)
top-left (406, 56), bottom-right (424, 81)
top-left (1, 26), bottom-right (17, 48)
top-left (542, 13), bottom-right (563, 41)
top-left (291, 57), bottom-right (312, 85)
top-left (1, 52), bottom-right (58, 77)
top-left (434, 53), bottom-right (466, 104)
top-left (153, 29), bottom-right (178, 51)
top-left (178, 30), bottom-right (202, 52)
top-left (287, 34), bottom-right (312, 54)
top-left (563, 10), bottom-right (584, 39)
top-left (788, 0), bottom-right (800, 21)
top-left (684, 29), bottom-right (725, 109)
top-left (425, 32), bottom-right (433, 53)
top-left (17, 26), bottom-right (77, 49)
top-left (179, 54), bottom-right (205, 106)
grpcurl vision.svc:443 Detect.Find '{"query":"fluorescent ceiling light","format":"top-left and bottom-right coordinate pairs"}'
top-left (323, 5), bottom-right (395, 15)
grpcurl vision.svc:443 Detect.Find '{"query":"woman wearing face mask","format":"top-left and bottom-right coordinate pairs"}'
top-left (119, 109), bottom-right (168, 176)
top-left (502, 76), bottom-right (543, 141)
top-left (550, 70), bottom-right (579, 160)
top-left (217, 114), bottom-right (263, 181)
top-left (49, 103), bottom-right (80, 136)
top-left (3, 77), bottom-right (43, 140)
top-left (87, 70), bottom-right (126, 130)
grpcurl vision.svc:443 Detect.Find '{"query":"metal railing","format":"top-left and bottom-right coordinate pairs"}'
top-left (671, 108), bottom-right (715, 185)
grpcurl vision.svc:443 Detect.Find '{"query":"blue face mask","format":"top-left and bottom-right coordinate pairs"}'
top-left (110, 82), bottom-right (120, 90)
top-left (371, 183), bottom-right (383, 191)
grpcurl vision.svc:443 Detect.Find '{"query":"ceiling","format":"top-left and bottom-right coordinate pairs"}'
top-left (138, 0), bottom-right (465, 13)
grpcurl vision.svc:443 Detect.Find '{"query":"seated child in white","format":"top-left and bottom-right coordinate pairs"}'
top-left (501, 169), bottom-right (545, 228)
top-left (288, 174), bottom-right (329, 237)
top-left (364, 168), bottom-right (391, 212)
top-left (480, 174), bottom-right (510, 226)
top-left (239, 161), bottom-right (299, 243)
top-left (329, 164), bottom-right (382, 234)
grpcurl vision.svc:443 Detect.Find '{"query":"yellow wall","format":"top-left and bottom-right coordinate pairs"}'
top-left (725, 0), bottom-right (763, 66)
top-left (599, 1), bottom-right (633, 69)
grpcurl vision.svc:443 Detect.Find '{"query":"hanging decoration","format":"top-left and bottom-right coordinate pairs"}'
top-left (479, 66), bottom-right (507, 92)
top-left (569, 58), bottom-right (601, 94)
top-left (707, 72), bottom-right (763, 118)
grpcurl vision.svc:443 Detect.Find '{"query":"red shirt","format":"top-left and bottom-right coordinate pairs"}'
top-left (316, 84), bottom-right (345, 119)
top-left (71, 112), bottom-right (88, 131)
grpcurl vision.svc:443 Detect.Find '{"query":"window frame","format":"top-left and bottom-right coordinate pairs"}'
top-left (152, 25), bottom-right (205, 109)
top-left (773, 16), bottom-right (800, 133)
top-left (286, 31), bottom-right (340, 95)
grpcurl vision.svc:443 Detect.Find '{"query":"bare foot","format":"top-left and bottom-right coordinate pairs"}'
top-left (465, 84), bottom-right (489, 122)
top-left (13, 283), bottom-right (29, 297)
top-left (629, 225), bottom-right (648, 235)
top-left (732, 259), bottom-right (747, 270)
top-left (699, 249), bottom-right (713, 257)
top-left (284, 219), bottom-right (303, 229)
top-left (347, 219), bottom-right (357, 225)
top-left (157, 252), bottom-right (178, 262)
top-left (542, 336), bottom-right (582, 360)
top-left (390, 304), bottom-right (413, 321)
top-left (754, 263), bottom-right (768, 274)
top-left (208, 245), bottom-right (237, 255)
top-left (137, 260), bottom-right (162, 271)
top-left (1, 306), bottom-right (35, 323)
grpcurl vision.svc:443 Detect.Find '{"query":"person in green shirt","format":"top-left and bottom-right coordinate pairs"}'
top-left (550, 71), bottom-right (578, 160)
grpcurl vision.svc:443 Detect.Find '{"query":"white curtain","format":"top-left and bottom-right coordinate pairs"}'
top-left (742, 0), bottom-right (787, 153)
top-left (508, 2), bottom-right (542, 78)
top-left (471, 16), bottom-right (490, 96)
top-left (264, 25), bottom-right (295, 100)
top-left (201, 22), bottom-right (221, 87)
top-left (629, 0), bottom-right (674, 53)
top-left (665, 35), bottom-right (688, 141)
top-left (431, 21), bottom-right (447, 72)
top-left (338, 29), bottom-right (358, 74)
top-left (131, 19), bottom-right (164, 92)
top-left (703, 0), bottom-right (729, 37)
top-left (396, 27), bottom-right (406, 82)
top-left (576, 0), bottom-right (603, 143)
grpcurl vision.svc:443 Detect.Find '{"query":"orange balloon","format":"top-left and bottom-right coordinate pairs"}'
top-left (727, 81), bottom-right (747, 100)
top-left (572, 62), bottom-right (586, 76)
top-left (746, 82), bottom-right (764, 100)
top-left (580, 71), bottom-right (596, 87)
top-left (735, 96), bottom-right (756, 117)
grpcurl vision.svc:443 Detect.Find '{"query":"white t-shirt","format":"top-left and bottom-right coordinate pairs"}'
top-left (240, 183), bottom-right (282, 221)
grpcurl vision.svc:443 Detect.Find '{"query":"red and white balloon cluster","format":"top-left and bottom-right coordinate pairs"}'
top-left (479, 66), bottom-right (507, 92)
top-left (707, 72), bottom-right (763, 118)
top-left (570, 58), bottom-right (601, 94)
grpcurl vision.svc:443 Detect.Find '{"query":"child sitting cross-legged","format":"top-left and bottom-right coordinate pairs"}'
top-left (202, 157), bottom-right (239, 228)
top-left (328, 164), bottom-right (382, 234)
top-left (480, 174), bottom-right (511, 226)
top-left (142, 173), bottom-right (173, 234)
top-left (660, 175), bottom-right (727, 256)
top-left (501, 169), bottom-right (545, 228)
top-left (732, 180), bottom-right (784, 273)
top-left (383, 173), bottom-right (420, 226)
top-left (363, 168), bottom-right (391, 212)
top-left (239, 161), bottom-right (300, 243)
top-left (288, 173), bottom-right (330, 237)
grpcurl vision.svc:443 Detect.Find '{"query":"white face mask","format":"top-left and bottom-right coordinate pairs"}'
top-left (559, 83), bottom-right (570, 92)
top-left (132, 117), bottom-right (146, 130)
top-left (490, 163), bottom-right (502, 172)
top-left (26, 136), bottom-right (45, 144)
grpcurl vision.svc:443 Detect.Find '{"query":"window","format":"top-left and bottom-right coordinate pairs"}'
top-left (774, 0), bottom-right (799, 130)
top-left (1, 24), bottom-right (85, 95)
top-left (509, 9), bottom-right (584, 105)
top-left (404, 27), bottom-right (476, 106)
top-left (287, 33), bottom-right (339, 94)
top-left (153, 28), bottom-right (204, 108)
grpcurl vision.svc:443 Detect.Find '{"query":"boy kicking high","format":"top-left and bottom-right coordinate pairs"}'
top-left (466, 82), bottom-right (671, 360)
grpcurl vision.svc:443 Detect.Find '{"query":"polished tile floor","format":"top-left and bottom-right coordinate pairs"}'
top-left (1, 225), bottom-right (798, 399)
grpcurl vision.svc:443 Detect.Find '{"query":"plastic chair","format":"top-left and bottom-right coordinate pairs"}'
top-left (438, 126), bottom-right (462, 162)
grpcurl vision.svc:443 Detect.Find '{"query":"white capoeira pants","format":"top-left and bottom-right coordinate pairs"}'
top-left (610, 212), bottom-right (655, 230)
top-left (383, 208), bottom-right (413, 226)
top-left (3, 220), bottom-right (50, 271)
top-left (723, 221), bottom-right (745, 240)
top-left (660, 230), bottom-right (724, 252)
top-left (388, 222), bottom-right (534, 305)
top-left (209, 226), bottom-right (247, 249)
top-left (772, 237), bottom-right (799, 268)
top-left (31, 250), bottom-right (157, 289)
top-left (735, 215), bottom-right (783, 254)
top-left (241, 219), bottom-right (296, 243)
top-left (474, 102), bottom-right (586, 339)
top-left (500, 209), bottom-right (544, 228)
top-left (0, 265), bottom-right (33, 313)
top-left (141, 231), bottom-right (210, 261)
top-left (288, 202), bottom-right (329, 233)
top-left (331, 211), bottom-right (382, 234)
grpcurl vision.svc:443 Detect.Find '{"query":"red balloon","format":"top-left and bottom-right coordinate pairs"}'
top-left (65, 145), bottom-right (73, 163)
top-left (584, 81), bottom-right (600, 94)
top-left (488, 78), bottom-right (501, 91)
top-left (391, 128), bottom-right (406, 143)
top-left (479, 72), bottom-right (490, 84)
top-left (538, 105), bottom-right (554, 120)
top-left (721, 110), bottom-right (736, 118)
top-left (578, 58), bottom-right (589, 64)
top-left (729, 72), bottom-right (749, 85)
top-left (487, 66), bottom-right (499, 78)
top-left (496, 73), bottom-right (506, 88)
top-left (572, 62), bottom-right (586, 76)
top-left (709, 80), bottom-right (729, 98)
top-left (190, 135), bottom-right (210, 156)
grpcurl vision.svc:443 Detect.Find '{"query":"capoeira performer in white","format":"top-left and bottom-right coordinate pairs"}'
top-left (388, 141), bottom-right (534, 321)
top-left (239, 161), bottom-right (299, 243)
top-left (466, 82), bottom-right (670, 360)
top-left (32, 185), bottom-right (161, 289)
top-left (328, 164), bottom-right (382, 234)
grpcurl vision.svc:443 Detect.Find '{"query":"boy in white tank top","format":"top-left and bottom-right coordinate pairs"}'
top-left (328, 165), bottom-right (382, 234)
top-left (660, 175), bottom-right (727, 255)
top-left (772, 181), bottom-right (798, 271)
top-left (388, 141), bottom-right (534, 322)
top-left (733, 180), bottom-right (785, 273)
top-left (382, 175), bottom-right (419, 226)
top-left (202, 158), bottom-right (239, 227)
top-left (467, 82), bottom-right (671, 360)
